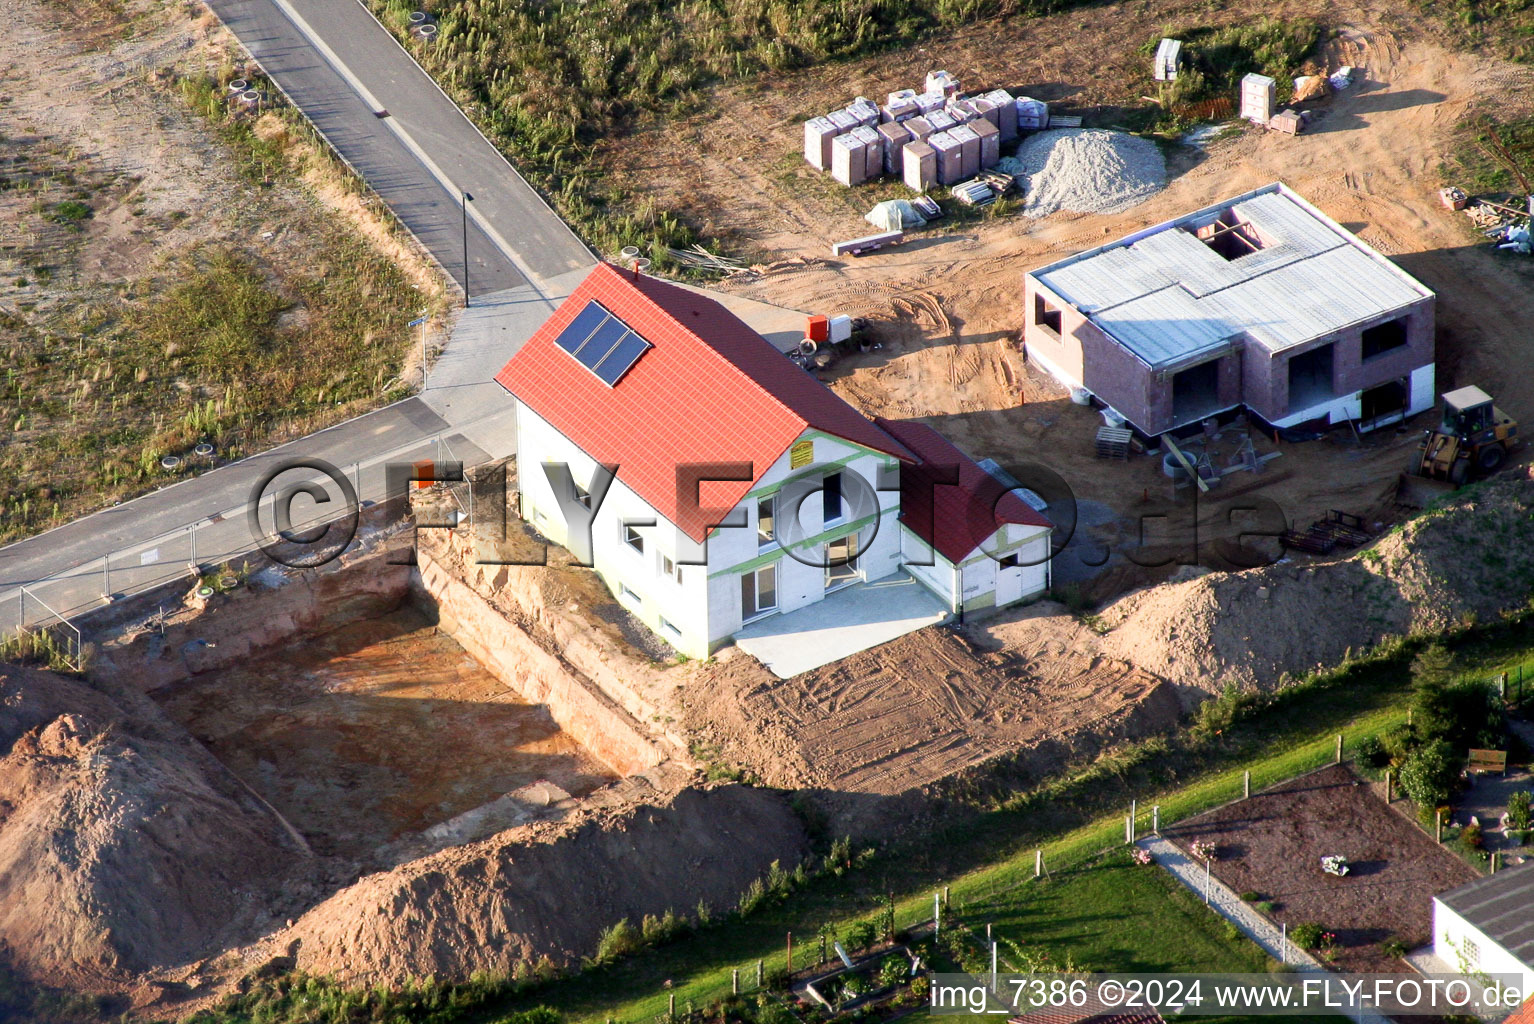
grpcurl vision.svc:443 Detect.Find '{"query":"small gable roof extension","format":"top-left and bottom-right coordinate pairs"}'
top-left (875, 417), bottom-right (1052, 564)
top-left (496, 262), bottom-right (912, 542)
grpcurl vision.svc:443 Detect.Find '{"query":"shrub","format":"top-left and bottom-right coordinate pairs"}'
top-left (1461, 822), bottom-right (1484, 850)
top-left (1290, 922), bottom-right (1325, 949)
top-left (840, 973), bottom-right (867, 1000)
top-left (1380, 723), bottom-right (1418, 766)
top-left (1240, 891), bottom-right (1262, 902)
top-left (878, 956), bottom-right (910, 988)
top-left (1255, 901), bottom-right (1277, 914)
top-left (845, 921), bottom-right (877, 951)
top-left (1400, 739), bottom-right (1459, 812)
top-left (1382, 938), bottom-right (1409, 959)
top-left (51, 200), bottom-right (91, 224)
top-left (1355, 734), bottom-right (1386, 767)
top-left (1508, 790), bottom-right (1532, 831)
top-left (909, 976), bottom-right (930, 1001)
top-left (594, 918), bottom-right (643, 963)
top-left (1190, 838), bottom-right (1218, 861)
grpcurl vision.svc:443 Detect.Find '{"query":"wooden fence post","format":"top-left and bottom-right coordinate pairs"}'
top-left (787, 932), bottom-right (792, 972)
top-left (733, 969), bottom-right (739, 995)
top-left (1384, 769), bottom-right (1392, 803)
top-left (1244, 770), bottom-right (1251, 799)
top-left (1436, 810), bottom-right (1444, 844)
top-left (943, 885), bottom-right (950, 908)
top-left (1153, 805), bottom-right (1160, 835)
top-left (1035, 849), bottom-right (1042, 877)
top-left (757, 960), bottom-right (764, 987)
top-left (1336, 733), bottom-right (1343, 763)
top-left (669, 994), bottom-right (676, 1022)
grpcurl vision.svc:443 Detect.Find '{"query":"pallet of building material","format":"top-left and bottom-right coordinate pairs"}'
top-left (911, 195), bottom-right (942, 219)
top-left (804, 116), bottom-right (838, 169)
top-left (929, 132), bottom-right (963, 186)
top-left (1046, 114), bottom-right (1083, 128)
top-left (830, 230), bottom-right (903, 257)
top-left (1016, 97), bottom-right (1049, 131)
top-left (902, 140), bottom-right (937, 193)
top-left (950, 123), bottom-right (981, 180)
top-left (830, 132), bottom-right (867, 186)
top-left (978, 169), bottom-right (1017, 195)
top-left (972, 118), bottom-right (1001, 169)
top-left (984, 89), bottom-right (1018, 140)
top-left (951, 179), bottom-right (995, 207)
top-left (1269, 108), bottom-right (1303, 135)
top-left (1095, 425), bottom-right (1133, 460)
top-left (1240, 73), bottom-right (1276, 125)
top-left (877, 121), bottom-right (913, 176)
top-left (851, 125), bottom-right (883, 180)
top-left (1154, 38), bottom-right (1182, 81)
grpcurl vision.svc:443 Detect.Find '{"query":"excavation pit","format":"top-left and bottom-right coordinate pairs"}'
top-left (149, 602), bottom-right (619, 860)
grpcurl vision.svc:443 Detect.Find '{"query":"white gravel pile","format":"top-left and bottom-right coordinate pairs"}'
top-left (1015, 128), bottom-right (1166, 217)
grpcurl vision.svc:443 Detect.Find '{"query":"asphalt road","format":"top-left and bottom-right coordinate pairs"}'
top-left (203, 0), bottom-right (526, 294)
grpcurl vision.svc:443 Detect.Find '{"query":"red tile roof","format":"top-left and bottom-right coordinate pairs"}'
top-left (876, 417), bottom-right (1052, 564)
top-left (495, 262), bottom-right (911, 542)
top-left (1507, 997), bottom-right (1534, 1024)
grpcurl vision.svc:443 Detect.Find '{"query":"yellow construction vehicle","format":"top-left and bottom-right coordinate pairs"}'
top-left (1399, 386), bottom-right (1518, 505)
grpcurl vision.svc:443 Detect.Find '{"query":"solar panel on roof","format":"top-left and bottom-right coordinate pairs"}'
top-left (551, 300), bottom-right (650, 386)
top-left (593, 330), bottom-right (649, 385)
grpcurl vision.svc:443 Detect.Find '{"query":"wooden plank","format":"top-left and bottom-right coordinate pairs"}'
top-left (1162, 435), bottom-right (1209, 492)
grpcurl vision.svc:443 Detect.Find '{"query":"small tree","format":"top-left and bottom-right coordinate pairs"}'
top-left (1508, 790), bottom-right (1532, 832)
top-left (845, 920), bottom-right (877, 951)
top-left (1400, 739), bottom-right (1458, 814)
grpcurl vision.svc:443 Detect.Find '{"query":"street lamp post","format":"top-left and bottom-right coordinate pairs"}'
top-left (408, 314), bottom-right (428, 391)
top-left (461, 190), bottom-right (474, 307)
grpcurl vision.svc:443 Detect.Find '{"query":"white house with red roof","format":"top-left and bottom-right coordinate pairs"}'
top-left (877, 418), bottom-right (1053, 615)
top-left (495, 262), bottom-right (1052, 661)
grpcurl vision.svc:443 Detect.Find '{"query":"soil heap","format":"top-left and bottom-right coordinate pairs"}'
top-left (0, 667), bottom-right (304, 985)
top-left (280, 782), bottom-right (810, 984)
top-left (1098, 472), bottom-right (1534, 699)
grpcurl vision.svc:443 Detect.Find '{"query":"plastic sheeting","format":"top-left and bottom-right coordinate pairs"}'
top-left (865, 199), bottom-right (928, 232)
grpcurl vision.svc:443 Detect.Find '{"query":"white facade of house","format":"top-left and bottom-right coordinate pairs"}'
top-left (515, 402), bottom-right (904, 658)
top-left (1433, 897), bottom-right (1534, 993)
top-left (900, 522), bottom-right (1051, 615)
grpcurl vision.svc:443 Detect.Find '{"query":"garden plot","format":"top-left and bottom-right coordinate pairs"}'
top-left (1166, 764), bottom-right (1478, 972)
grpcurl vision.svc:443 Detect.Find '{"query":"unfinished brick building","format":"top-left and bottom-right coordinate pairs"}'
top-left (1022, 183), bottom-right (1437, 438)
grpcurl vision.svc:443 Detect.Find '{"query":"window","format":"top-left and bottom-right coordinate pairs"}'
top-left (822, 472), bottom-right (843, 524)
top-left (998, 553), bottom-right (1019, 569)
top-left (825, 533), bottom-right (860, 590)
top-left (659, 617), bottom-right (682, 640)
top-left (660, 553), bottom-right (682, 584)
top-left (1033, 293), bottom-right (1062, 336)
top-left (741, 564), bottom-right (778, 620)
top-left (573, 480), bottom-right (592, 509)
top-left (1461, 937), bottom-right (1480, 968)
top-left (1361, 318), bottom-right (1408, 361)
top-left (757, 496), bottom-right (776, 547)
top-left (619, 583), bottom-right (641, 605)
top-left (623, 523), bottom-right (644, 555)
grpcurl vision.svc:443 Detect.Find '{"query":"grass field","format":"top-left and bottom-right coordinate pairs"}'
top-left (0, 62), bottom-right (435, 543)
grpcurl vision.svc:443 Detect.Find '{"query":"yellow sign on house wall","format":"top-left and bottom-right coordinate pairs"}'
top-left (790, 440), bottom-right (814, 469)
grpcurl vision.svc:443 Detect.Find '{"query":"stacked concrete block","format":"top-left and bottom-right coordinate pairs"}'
top-left (972, 118), bottom-right (1000, 169)
top-left (804, 116), bottom-right (839, 169)
top-left (829, 109), bottom-right (858, 135)
top-left (950, 123), bottom-right (980, 180)
top-left (830, 133), bottom-right (867, 186)
top-left (904, 115), bottom-right (934, 144)
top-left (851, 125), bottom-right (882, 180)
top-left (929, 131), bottom-right (962, 186)
top-left (887, 88), bottom-right (918, 106)
top-left (1240, 73), bottom-right (1275, 125)
top-left (925, 70), bottom-right (960, 98)
top-left (1016, 97), bottom-right (1048, 131)
top-left (916, 91), bottom-right (945, 115)
top-left (881, 98), bottom-right (919, 123)
top-left (903, 140), bottom-right (936, 192)
top-left (927, 108), bottom-right (957, 134)
top-left (972, 97), bottom-right (1000, 131)
top-left (877, 121), bottom-right (913, 176)
top-left (984, 89), bottom-right (1017, 140)
top-left (847, 96), bottom-right (880, 127)
top-left (947, 98), bottom-right (978, 123)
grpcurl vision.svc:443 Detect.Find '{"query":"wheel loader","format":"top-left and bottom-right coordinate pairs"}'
top-left (1398, 386), bottom-right (1518, 506)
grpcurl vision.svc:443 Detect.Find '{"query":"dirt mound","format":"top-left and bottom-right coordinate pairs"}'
top-left (685, 604), bottom-right (1181, 803)
top-left (0, 667), bottom-right (305, 985)
top-left (281, 782), bottom-right (808, 984)
top-left (1099, 472), bottom-right (1534, 699)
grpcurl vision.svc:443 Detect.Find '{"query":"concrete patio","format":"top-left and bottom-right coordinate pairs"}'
top-left (732, 571), bottom-right (949, 678)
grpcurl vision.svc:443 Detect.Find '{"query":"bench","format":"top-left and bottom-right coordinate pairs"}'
top-left (1468, 749), bottom-right (1508, 776)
